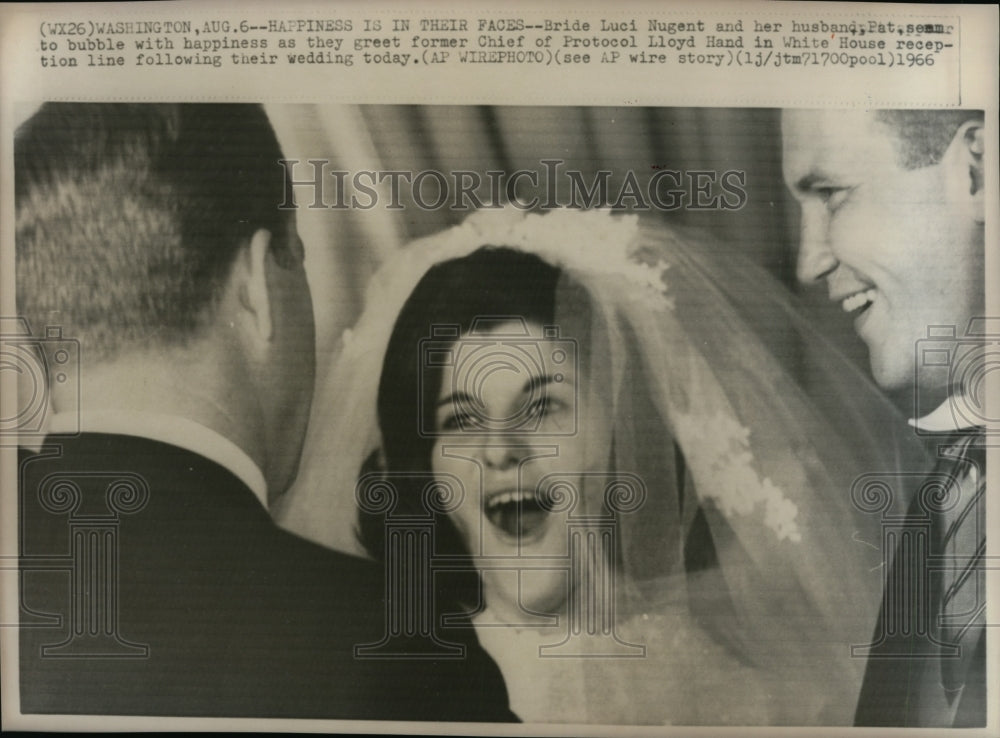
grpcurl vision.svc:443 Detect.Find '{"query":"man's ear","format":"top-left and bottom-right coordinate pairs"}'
top-left (944, 119), bottom-right (984, 222)
top-left (237, 228), bottom-right (274, 346)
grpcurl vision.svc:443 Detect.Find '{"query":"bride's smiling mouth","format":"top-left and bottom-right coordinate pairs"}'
top-left (483, 488), bottom-right (553, 542)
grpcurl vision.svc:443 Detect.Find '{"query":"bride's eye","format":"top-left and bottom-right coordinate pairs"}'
top-left (439, 409), bottom-right (473, 432)
top-left (525, 396), bottom-right (561, 419)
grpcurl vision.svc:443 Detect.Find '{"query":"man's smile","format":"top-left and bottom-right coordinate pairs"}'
top-left (839, 287), bottom-right (877, 315)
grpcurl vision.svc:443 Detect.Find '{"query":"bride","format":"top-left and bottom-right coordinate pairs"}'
top-left (277, 208), bottom-right (928, 726)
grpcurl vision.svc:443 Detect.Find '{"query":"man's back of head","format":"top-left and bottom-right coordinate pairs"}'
top-left (15, 103), bottom-right (316, 500)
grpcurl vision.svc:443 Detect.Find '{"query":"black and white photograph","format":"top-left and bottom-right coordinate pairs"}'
top-left (1, 2), bottom-right (996, 735)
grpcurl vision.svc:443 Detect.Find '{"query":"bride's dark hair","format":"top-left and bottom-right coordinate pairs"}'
top-left (357, 246), bottom-right (563, 607)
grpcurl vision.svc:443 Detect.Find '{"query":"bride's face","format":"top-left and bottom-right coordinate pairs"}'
top-left (431, 319), bottom-right (609, 620)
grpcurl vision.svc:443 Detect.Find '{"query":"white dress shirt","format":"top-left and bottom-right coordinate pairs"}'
top-left (909, 391), bottom-right (981, 433)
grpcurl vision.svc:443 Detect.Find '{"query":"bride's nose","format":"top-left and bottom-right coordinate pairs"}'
top-left (481, 440), bottom-right (522, 469)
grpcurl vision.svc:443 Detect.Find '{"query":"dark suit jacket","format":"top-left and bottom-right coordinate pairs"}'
top-left (19, 433), bottom-right (515, 721)
top-left (854, 435), bottom-right (986, 727)
top-left (854, 571), bottom-right (986, 726)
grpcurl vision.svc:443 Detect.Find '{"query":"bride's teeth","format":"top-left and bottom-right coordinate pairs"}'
top-left (486, 490), bottom-right (530, 509)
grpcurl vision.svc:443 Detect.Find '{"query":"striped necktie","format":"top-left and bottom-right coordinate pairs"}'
top-left (935, 431), bottom-right (986, 701)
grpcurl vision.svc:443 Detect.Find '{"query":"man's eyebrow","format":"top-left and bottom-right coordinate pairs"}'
top-left (793, 172), bottom-right (829, 192)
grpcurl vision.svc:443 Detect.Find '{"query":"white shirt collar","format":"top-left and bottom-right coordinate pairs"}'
top-left (908, 392), bottom-right (981, 433)
top-left (48, 411), bottom-right (268, 509)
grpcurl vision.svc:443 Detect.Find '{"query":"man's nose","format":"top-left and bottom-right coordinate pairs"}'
top-left (795, 208), bottom-right (838, 284)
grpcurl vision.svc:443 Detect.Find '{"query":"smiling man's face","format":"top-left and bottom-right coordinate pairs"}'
top-left (782, 109), bottom-right (984, 398)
